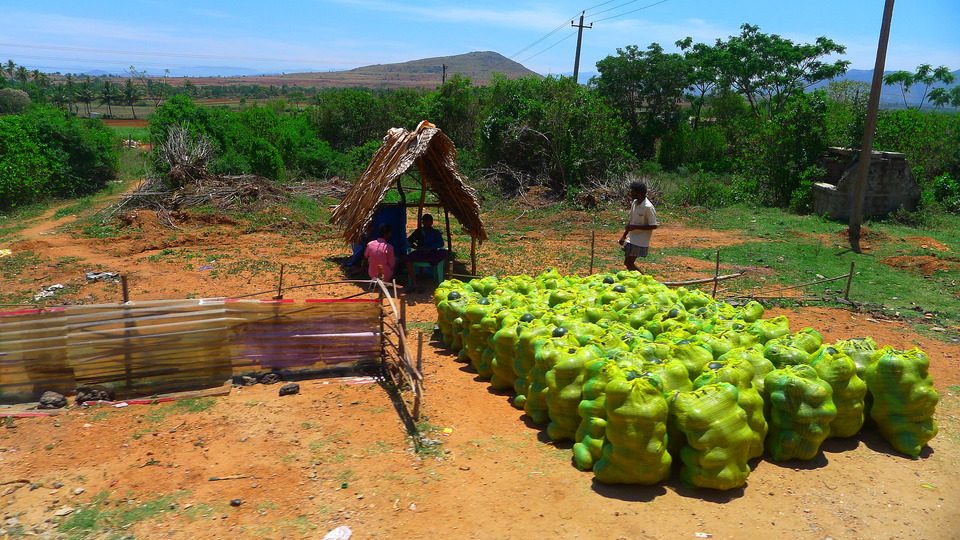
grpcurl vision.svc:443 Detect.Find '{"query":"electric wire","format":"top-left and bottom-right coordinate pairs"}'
top-left (517, 32), bottom-right (576, 65)
top-left (591, 0), bottom-right (670, 23)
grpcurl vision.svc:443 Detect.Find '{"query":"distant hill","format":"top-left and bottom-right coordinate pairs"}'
top-left (811, 68), bottom-right (960, 108)
top-left (149, 51), bottom-right (541, 90)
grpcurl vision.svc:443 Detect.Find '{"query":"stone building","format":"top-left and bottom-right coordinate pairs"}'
top-left (812, 147), bottom-right (920, 220)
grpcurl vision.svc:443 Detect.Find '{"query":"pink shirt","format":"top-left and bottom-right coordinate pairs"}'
top-left (365, 238), bottom-right (395, 280)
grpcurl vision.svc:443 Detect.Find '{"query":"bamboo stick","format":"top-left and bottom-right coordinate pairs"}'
top-left (712, 251), bottom-right (720, 298)
top-left (661, 271), bottom-right (747, 287)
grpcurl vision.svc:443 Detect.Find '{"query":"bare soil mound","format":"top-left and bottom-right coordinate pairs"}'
top-left (879, 255), bottom-right (960, 275)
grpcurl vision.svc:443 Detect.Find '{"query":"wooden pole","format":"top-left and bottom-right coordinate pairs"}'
top-left (121, 275), bottom-right (130, 303)
top-left (274, 264), bottom-right (285, 300)
top-left (444, 207), bottom-right (452, 279)
top-left (849, 0), bottom-right (896, 253)
top-left (712, 250), bottom-right (721, 298)
top-left (470, 236), bottom-right (477, 276)
top-left (843, 261), bottom-right (856, 300)
top-left (589, 231), bottom-right (595, 275)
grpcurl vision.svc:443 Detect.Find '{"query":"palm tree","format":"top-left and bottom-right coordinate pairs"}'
top-left (122, 78), bottom-right (142, 119)
top-left (50, 84), bottom-right (70, 110)
top-left (4, 60), bottom-right (14, 82)
top-left (15, 66), bottom-right (29, 88)
top-left (98, 80), bottom-right (120, 117)
top-left (76, 77), bottom-right (95, 116)
top-left (64, 74), bottom-right (76, 114)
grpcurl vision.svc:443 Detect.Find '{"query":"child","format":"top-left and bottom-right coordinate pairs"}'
top-left (618, 181), bottom-right (658, 272)
top-left (365, 223), bottom-right (396, 281)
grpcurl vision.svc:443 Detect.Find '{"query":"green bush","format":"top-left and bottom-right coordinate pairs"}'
top-left (931, 173), bottom-right (960, 213)
top-left (0, 106), bottom-right (118, 211)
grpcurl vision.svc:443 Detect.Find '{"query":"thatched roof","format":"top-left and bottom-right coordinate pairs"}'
top-left (330, 121), bottom-right (487, 245)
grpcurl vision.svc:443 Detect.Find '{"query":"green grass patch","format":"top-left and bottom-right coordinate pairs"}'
top-left (142, 397), bottom-right (218, 423)
top-left (0, 251), bottom-right (44, 279)
top-left (110, 126), bottom-right (150, 141)
top-left (60, 491), bottom-right (189, 539)
top-left (53, 197), bottom-right (97, 220)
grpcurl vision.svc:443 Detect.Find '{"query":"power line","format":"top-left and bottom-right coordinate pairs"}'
top-left (591, 0), bottom-right (671, 23)
top-left (509, 18), bottom-right (578, 59)
top-left (518, 32), bottom-right (576, 65)
top-left (585, 0), bottom-right (645, 18)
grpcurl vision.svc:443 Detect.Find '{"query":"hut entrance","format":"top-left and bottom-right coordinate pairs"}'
top-left (330, 121), bottom-right (487, 282)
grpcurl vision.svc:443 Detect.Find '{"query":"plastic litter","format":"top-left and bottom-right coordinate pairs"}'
top-left (34, 284), bottom-right (65, 301)
top-left (0, 249), bottom-right (12, 258)
top-left (442, 427), bottom-right (453, 436)
top-left (85, 271), bottom-right (119, 282)
top-left (322, 525), bottom-right (353, 539)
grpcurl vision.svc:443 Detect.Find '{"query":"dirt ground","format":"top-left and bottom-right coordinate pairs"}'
top-left (2, 197), bottom-right (959, 539)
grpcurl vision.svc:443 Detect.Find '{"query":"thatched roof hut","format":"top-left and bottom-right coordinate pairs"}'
top-left (330, 121), bottom-right (487, 274)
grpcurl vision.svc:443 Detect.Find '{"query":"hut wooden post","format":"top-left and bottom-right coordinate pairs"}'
top-left (471, 236), bottom-right (477, 276)
top-left (444, 207), bottom-right (452, 279)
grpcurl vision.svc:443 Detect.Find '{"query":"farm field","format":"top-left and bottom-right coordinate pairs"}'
top-left (1, 159), bottom-right (959, 539)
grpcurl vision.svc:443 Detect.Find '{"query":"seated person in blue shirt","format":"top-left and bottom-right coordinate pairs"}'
top-left (405, 213), bottom-right (448, 280)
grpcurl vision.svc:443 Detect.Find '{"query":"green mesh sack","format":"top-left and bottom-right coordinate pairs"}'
top-left (640, 357), bottom-right (693, 394)
top-left (679, 288), bottom-right (715, 310)
top-left (737, 300), bottom-right (765, 323)
top-left (620, 302), bottom-right (661, 330)
top-left (461, 299), bottom-right (498, 380)
top-left (789, 328), bottom-right (824, 354)
top-left (763, 364), bottom-right (837, 461)
top-left (809, 346), bottom-right (867, 438)
top-left (511, 319), bottom-right (554, 409)
top-left (834, 337), bottom-right (879, 379)
top-left (717, 346), bottom-right (774, 394)
top-left (695, 330), bottom-right (738, 360)
top-left (763, 338), bottom-right (812, 369)
top-left (668, 383), bottom-right (754, 490)
top-left (437, 293), bottom-right (469, 351)
top-left (666, 338), bottom-right (714, 380)
top-left (693, 359), bottom-right (767, 459)
top-left (865, 347), bottom-right (939, 458)
top-left (642, 357), bottom-right (694, 457)
top-left (488, 312), bottom-right (520, 390)
top-left (593, 375), bottom-right (672, 485)
top-left (631, 339), bottom-right (673, 361)
top-left (573, 359), bottom-right (624, 470)
top-left (546, 344), bottom-right (601, 441)
top-left (525, 332), bottom-right (580, 425)
top-left (749, 315), bottom-right (791, 344)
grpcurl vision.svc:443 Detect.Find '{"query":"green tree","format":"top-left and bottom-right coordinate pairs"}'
top-left (824, 80), bottom-right (870, 150)
top-left (0, 88), bottom-right (31, 113)
top-left (929, 85), bottom-right (960, 109)
top-left (676, 37), bottom-right (721, 129)
top-left (4, 60), bottom-right (15, 82)
top-left (883, 64), bottom-right (956, 110)
top-left (15, 65), bottom-right (29, 88)
top-left (122, 78), bottom-right (142, 119)
top-left (592, 43), bottom-right (689, 159)
top-left (98, 80), bottom-right (121, 117)
top-left (428, 74), bottom-right (479, 150)
top-left (49, 85), bottom-right (71, 111)
top-left (480, 75), bottom-right (633, 192)
top-left (76, 77), bottom-right (95, 116)
top-left (708, 23), bottom-right (849, 117)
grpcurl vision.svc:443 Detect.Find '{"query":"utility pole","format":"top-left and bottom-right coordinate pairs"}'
top-left (571, 11), bottom-right (592, 85)
top-left (849, 0), bottom-right (895, 253)
top-left (441, 64), bottom-right (447, 85)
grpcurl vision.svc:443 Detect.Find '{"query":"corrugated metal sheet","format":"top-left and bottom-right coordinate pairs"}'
top-left (0, 298), bottom-right (383, 404)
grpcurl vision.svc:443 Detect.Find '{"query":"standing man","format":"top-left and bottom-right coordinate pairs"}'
top-left (618, 180), bottom-right (658, 272)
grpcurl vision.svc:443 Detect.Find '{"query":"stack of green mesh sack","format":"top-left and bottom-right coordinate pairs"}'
top-left (433, 270), bottom-right (939, 490)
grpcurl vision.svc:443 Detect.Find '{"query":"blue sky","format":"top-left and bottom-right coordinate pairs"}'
top-left (4, 0), bottom-right (959, 80)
